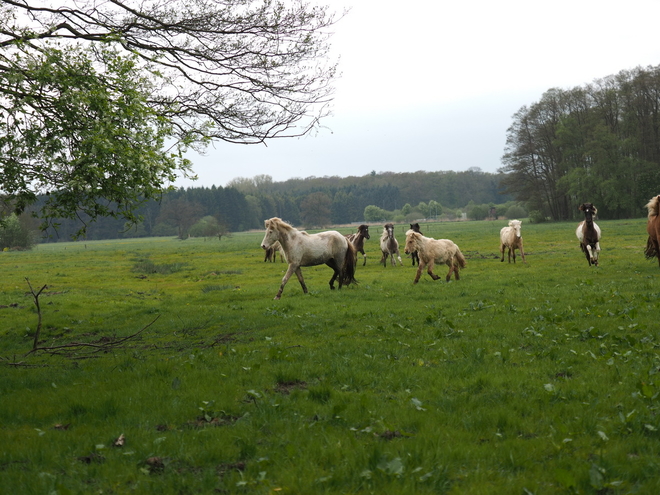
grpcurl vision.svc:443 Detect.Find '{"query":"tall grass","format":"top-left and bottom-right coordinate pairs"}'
top-left (1, 219), bottom-right (659, 493)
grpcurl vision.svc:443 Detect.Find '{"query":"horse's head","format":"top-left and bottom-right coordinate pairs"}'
top-left (359, 224), bottom-right (370, 239)
top-left (509, 219), bottom-right (522, 237)
top-left (404, 230), bottom-right (420, 254)
top-left (261, 217), bottom-right (282, 250)
top-left (579, 203), bottom-right (597, 222)
top-left (410, 222), bottom-right (421, 233)
top-left (383, 223), bottom-right (395, 239)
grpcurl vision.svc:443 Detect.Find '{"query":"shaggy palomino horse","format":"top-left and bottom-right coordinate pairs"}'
top-left (499, 219), bottom-right (526, 263)
top-left (261, 217), bottom-right (357, 299)
top-left (379, 223), bottom-right (402, 267)
top-left (404, 230), bottom-right (466, 283)
top-left (644, 195), bottom-right (660, 267)
top-left (576, 203), bottom-right (602, 266)
top-left (345, 224), bottom-right (370, 266)
top-left (264, 241), bottom-right (285, 263)
top-left (409, 223), bottom-right (423, 266)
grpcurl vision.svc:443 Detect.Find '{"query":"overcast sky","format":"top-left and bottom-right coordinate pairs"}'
top-left (175, 0), bottom-right (660, 189)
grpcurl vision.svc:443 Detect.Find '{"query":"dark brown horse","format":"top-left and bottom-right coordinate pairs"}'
top-left (263, 241), bottom-right (285, 263)
top-left (409, 223), bottom-right (423, 266)
top-left (645, 195), bottom-right (660, 267)
top-left (345, 224), bottom-right (370, 266)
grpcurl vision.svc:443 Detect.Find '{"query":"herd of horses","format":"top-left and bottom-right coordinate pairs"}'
top-left (260, 195), bottom-right (660, 299)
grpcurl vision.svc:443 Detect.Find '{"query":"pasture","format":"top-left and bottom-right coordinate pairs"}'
top-left (1, 218), bottom-right (659, 494)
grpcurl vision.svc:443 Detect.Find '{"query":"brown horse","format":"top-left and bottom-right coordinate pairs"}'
top-left (645, 195), bottom-right (660, 267)
top-left (409, 223), bottom-right (423, 266)
top-left (379, 223), bottom-right (402, 267)
top-left (345, 224), bottom-right (370, 266)
top-left (264, 241), bottom-right (285, 263)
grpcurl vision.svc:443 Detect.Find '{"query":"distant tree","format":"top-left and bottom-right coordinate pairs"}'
top-left (364, 205), bottom-right (387, 222)
top-left (505, 205), bottom-right (528, 219)
top-left (301, 192), bottom-right (332, 227)
top-left (417, 202), bottom-right (429, 219)
top-left (428, 200), bottom-right (442, 219)
top-left (467, 204), bottom-right (489, 221)
top-left (156, 198), bottom-right (203, 239)
top-left (0, 213), bottom-right (37, 250)
top-left (189, 216), bottom-right (225, 239)
top-left (401, 203), bottom-right (412, 216)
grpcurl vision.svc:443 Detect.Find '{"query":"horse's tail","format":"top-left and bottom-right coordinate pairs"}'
top-left (454, 245), bottom-right (467, 269)
top-left (645, 236), bottom-right (658, 260)
top-left (646, 195), bottom-right (660, 218)
top-left (341, 242), bottom-right (358, 287)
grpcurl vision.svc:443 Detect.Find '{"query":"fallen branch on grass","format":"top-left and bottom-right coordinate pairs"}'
top-left (23, 315), bottom-right (160, 357)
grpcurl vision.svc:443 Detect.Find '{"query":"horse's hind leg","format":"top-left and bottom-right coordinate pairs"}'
top-left (500, 243), bottom-right (505, 262)
top-left (427, 261), bottom-right (440, 281)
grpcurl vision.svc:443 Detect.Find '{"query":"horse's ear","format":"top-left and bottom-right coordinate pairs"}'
top-left (578, 204), bottom-right (584, 211)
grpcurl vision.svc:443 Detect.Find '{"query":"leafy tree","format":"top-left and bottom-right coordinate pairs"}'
top-left (156, 198), bottom-right (203, 239)
top-left (189, 216), bottom-right (227, 240)
top-left (0, 0), bottom-right (339, 234)
top-left (364, 205), bottom-right (387, 222)
top-left (416, 202), bottom-right (429, 218)
top-left (0, 213), bottom-right (37, 250)
top-left (300, 192), bottom-right (332, 227)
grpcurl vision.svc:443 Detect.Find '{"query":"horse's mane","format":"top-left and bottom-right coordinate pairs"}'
top-left (267, 217), bottom-right (294, 232)
top-left (646, 195), bottom-right (660, 218)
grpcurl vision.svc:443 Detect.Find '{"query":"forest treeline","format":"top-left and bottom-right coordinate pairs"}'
top-left (15, 65), bottom-right (660, 244)
top-left (501, 64), bottom-right (660, 220)
top-left (36, 169), bottom-right (514, 241)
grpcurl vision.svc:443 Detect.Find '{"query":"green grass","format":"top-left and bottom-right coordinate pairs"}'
top-left (1, 219), bottom-right (660, 494)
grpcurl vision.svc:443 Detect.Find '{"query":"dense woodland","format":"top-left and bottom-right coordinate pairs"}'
top-left (36, 169), bottom-right (513, 241)
top-left (13, 64), bottom-right (660, 244)
top-left (501, 64), bottom-right (660, 220)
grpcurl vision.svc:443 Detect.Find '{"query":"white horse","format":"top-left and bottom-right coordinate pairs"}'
top-left (261, 217), bottom-right (357, 299)
top-left (379, 223), bottom-right (402, 267)
top-left (404, 230), bottom-right (466, 283)
top-left (499, 219), bottom-right (526, 263)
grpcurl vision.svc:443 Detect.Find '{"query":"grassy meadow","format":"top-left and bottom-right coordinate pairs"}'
top-left (1, 218), bottom-right (660, 494)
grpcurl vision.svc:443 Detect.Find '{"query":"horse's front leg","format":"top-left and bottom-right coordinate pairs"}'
top-left (413, 262), bottom-right (425, 284)
top-left (361, 250), bottom-right (367, 266)
top-left (519, 240), bottom-right (526, 263)
top-left (275, 264), bottom-right (297, 299)
top-left (512, 248), bottom-right (516, 264)
top-left (586, 245), bottom-right (594, 266)
top-left (500, 243), bottom-right (505, 262)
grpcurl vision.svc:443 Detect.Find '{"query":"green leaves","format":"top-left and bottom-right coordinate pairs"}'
top-left (1, 43), bottom-right (189, 237)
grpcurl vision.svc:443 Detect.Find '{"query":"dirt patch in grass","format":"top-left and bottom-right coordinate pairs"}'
top-left (274, 380), bottom-right (307, 395)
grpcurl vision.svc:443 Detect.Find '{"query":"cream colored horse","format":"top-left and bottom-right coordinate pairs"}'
top-left (499, 219), bottom-right (526, 263)
top-left (404, 230), bottom-right (466, 283)
top-left (261, 217), bottom-right (357, 299)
